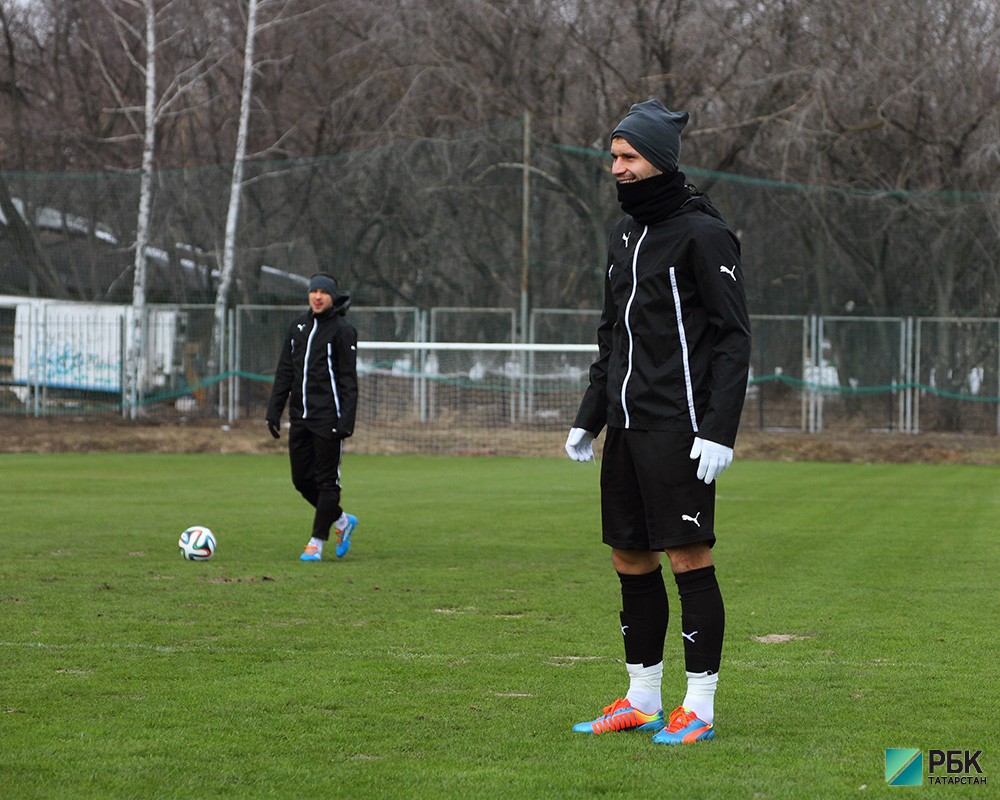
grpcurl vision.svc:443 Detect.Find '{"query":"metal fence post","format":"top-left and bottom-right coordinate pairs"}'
top-left (913, 318), bottom-right (922, 434)
top-left (904, 316), bottom-right (914, 433)
top-left (228, 308), bottom-right (236, 424)
top-left (418, 309), bottom-right (428, 423)
top-left (800, 315), bottom-right (810, 432)
top-left (811, 315), bottom-right (822, 433)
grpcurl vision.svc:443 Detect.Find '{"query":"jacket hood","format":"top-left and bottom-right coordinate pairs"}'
top-left (682, 190), bottom-right (725, 222)
top-left (311, 291), bottom-right (351, 319)
top-left (333, 291), bottom-right (351, 315)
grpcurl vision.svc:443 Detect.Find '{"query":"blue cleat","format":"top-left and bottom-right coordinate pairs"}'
top-left (299, 544), bottom-right (322, 562)
top-left (335, 514), bottom-right (358, 558)
top-left (650, 706), bottom-right (715, 745)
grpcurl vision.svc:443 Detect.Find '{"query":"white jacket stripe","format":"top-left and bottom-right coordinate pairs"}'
top-left (327, 343), bottom-right (341, 417)
top-left (301, 319), bottom-right (317, 419)
top-left (669, 266), bottom-right (699, 433)
top-left (620, 226), bottom-right (649, 429)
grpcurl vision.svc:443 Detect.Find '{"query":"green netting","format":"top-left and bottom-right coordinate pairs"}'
top-left (2, 118), bottom-right (998, 316)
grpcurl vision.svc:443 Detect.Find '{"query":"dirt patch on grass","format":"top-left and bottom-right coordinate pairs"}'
top-left (736, 429), bottom-right (1000, 465)
top-left (1, 416), bottom-right (998, 464)
top-left (752, 633), bottom-right (812, 644)
top-left (1, 417), bottom-right (276, 455)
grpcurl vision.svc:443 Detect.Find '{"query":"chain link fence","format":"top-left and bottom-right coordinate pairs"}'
top-left (2, 298), bottom-right (998, 450)
top-left (3, 118), bottom-right (999, 452)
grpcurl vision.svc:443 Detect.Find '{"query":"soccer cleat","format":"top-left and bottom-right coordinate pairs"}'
top-left (299, 544), bottom-right (322, 562)
top-left (650, 706), bottom-right (715, 745)
top-left (335, 514), bottom-right (358, 558)
top-left (572, 698), bottom-right (664, 735)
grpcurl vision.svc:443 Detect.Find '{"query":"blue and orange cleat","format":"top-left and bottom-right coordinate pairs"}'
top-left (335, 514), bottom-right (358, 558)
top-left (299, 543), bottom-right (322, 562)
top-left (651, 705), bottom-right (715, 744)
top-left (572, 698), bottom-right (664, 735)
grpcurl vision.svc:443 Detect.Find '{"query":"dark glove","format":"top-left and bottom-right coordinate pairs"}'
top-left (266, 419), bottom-right (281, 439)
top-left (331, 428), bottom-right (352, 440)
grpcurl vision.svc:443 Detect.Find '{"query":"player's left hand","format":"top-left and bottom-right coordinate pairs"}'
top-left (266, 418), bottom-right (281, 439)
top-left (689, 437), bottom-right (733, 484)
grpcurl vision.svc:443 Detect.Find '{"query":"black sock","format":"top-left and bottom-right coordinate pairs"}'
top-left (674, 565), bottom-right (725, 674)
top-left (618, 566), bottom-right (668, 668)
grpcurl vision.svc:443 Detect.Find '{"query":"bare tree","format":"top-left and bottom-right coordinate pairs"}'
top-left (3, 0), bottom-right (1000, 321)
top-left (0, 1), bottom-right (66, 296)
top-left (209, 0), bottom-right (260, 391)
top-left (79, 0), bottom-right (228, 413)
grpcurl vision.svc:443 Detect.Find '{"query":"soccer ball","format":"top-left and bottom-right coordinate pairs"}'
top-left (179, 526), bottom-right (217, 561)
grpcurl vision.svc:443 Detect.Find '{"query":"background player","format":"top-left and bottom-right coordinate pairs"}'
top-left (266, 272), bottom-right (360, 561)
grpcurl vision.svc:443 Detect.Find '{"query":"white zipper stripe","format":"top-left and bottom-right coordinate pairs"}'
top-left (620, 226), bottom-right (648, 429)
top-left (301, 319), bottom-right (317, 418)
top-left (669, 267), bottom-right (699, 433)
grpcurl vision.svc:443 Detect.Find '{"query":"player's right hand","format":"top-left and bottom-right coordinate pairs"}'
top-left (565, 427), bottom-right (594, 462)
top-left (266, 419), bottom-right (281, 439)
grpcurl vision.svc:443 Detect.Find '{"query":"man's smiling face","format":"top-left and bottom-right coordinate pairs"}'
top-left (611, 137), bottom-right (663, 183)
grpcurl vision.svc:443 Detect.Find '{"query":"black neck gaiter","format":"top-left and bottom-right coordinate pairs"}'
top-left (616, 170), bottom-right (692, 225)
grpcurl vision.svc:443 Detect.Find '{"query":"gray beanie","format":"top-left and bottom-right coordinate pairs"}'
top-left (308, 273), bottom-right (338, 295)
top-left (611, 99), bottom-right (689, 172)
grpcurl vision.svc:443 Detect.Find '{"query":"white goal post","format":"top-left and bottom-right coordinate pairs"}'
top-left (351, 340), bottom-right (598, 456)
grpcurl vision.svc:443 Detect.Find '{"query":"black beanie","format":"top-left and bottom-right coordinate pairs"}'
top-left (611, 99), bottom-right (689, 172)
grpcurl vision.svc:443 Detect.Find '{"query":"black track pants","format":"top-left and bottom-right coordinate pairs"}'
top-left (288, 424), bottom-right (343, 541)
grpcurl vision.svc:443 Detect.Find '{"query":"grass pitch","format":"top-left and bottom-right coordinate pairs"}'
top-left (1, 452), bottom-right (997, 799)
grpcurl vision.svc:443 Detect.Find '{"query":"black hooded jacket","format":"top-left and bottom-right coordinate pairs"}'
top-left (573, 193), bottom-right (751, 447)
top-left (266, 293), bottom-right (358, 437)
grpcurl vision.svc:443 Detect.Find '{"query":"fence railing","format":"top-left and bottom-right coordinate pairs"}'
top-left (2, 299), bottom-right (998, 437)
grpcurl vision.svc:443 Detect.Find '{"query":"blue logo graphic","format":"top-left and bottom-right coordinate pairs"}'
top-left (886, 748), bottom-right (923, 786)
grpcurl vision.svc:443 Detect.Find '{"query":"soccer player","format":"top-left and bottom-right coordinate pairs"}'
top-left (565, 100), bottom-right (751, 745)
top-left (266, 272), bottom-right (360, 561)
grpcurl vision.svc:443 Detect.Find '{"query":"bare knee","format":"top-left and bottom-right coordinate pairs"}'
top-left (664, 542), bottom-right (713, 574)
top-left (611, 548), bottom-right (662, 575)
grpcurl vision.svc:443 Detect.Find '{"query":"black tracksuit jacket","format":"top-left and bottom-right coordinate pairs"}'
top-left (574, 193), bottom-right (751, 448)
top-left (266, 294), bottom-right (358, 437)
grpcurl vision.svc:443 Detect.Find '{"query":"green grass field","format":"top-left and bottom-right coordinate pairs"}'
top-left (1, 452), bottom-right (998, 799)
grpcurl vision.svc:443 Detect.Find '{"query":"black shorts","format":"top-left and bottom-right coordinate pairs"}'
top-left (600, 427), bottom-right (716, 551)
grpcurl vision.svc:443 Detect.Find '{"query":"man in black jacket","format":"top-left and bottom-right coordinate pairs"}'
top-left (266, 272), bottom-right (360, 561)
top-left (566, 100), bottom-right (751, 745)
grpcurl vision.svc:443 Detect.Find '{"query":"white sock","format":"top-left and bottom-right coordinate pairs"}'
top-left (682, 670), bottom-right (718, 723)
top-left (625, 661), bottom-right (663, 715)
top-left (334, 513), bottom-right (349, 531)
top-left (308, 536), bottom-right (324, 554)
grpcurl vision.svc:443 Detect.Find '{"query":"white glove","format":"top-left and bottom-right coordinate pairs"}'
top-left (689, 437), bottom-right (733, 484)
top-left (565, 427), bottom-right (595, 462)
